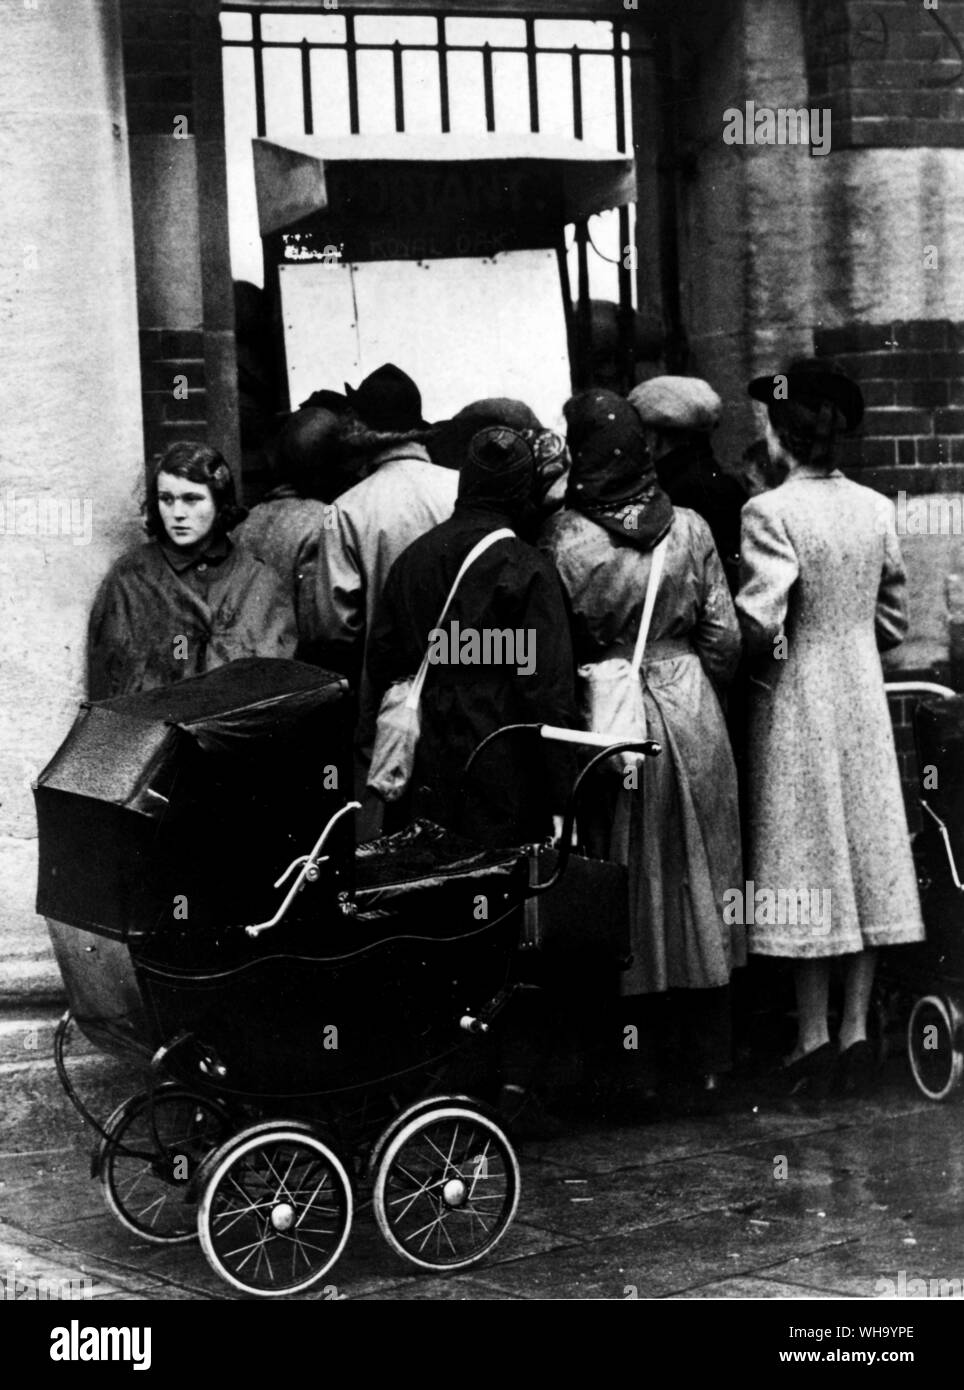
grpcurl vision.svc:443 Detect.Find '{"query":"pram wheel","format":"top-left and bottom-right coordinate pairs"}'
top-left (372, 1105), bottom-right (520, 1272)
top-left (907, 994), bottom-right (964, 1102)
top-left (197, 1125), bottom-right (353, 1297)
top-left (366, 1093), bottom-right (477, 1180)
top-left (100, 1085), bottom-right (231, 1243)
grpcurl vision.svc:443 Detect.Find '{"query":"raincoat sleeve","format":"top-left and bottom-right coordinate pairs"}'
top-left (691, 520), bottom-right (742, 688)
top-left (313, 503), bottom-right (366, 674)
top-left (876, 523), bottom-right (910, 653)
top-left (735, 499), bottom-right (800, 659)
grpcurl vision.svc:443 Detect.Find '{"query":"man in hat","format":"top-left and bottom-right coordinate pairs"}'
top-left (629, 375), bottom-right (747, 593)
top-left (314, 364), bottom-right (458, 821)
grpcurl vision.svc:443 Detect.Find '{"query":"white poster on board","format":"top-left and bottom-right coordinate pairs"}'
top-left (279, 249), bottom-right (571, 430)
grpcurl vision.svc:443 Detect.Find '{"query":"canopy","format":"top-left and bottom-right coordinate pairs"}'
top-left (253, 133), bottom-right (637, 237)
top-left (35, 660), bottom-right (352, 939)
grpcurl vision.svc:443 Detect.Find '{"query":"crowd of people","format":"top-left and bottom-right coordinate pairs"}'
top-left (86, 354), bottom-right (925, 1123)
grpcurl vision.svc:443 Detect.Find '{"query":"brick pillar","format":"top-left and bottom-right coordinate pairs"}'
top-left (121, 0), bottom-right (240, 484)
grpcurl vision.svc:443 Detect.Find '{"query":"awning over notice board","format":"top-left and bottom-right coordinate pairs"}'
top-left (253, 133), bottom-right (637, 237)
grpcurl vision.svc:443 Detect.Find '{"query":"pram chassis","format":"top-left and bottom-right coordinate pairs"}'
top-left (45, 680), bottom-right (659, 1297)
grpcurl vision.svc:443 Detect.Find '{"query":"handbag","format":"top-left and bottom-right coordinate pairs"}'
top-left (576, 533), bottom-right (668, 772)
top-left (367, 527), bottom-right (515, 802)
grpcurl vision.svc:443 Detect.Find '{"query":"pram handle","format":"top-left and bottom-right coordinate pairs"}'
top-left (885, 681), bottom-right (956, 701)
top-left (243, 800), bottom-right (361, 939)
top-left (463, 721), bottom-right (661, 779)
top-left (461, 722), bottom-right (661, 896)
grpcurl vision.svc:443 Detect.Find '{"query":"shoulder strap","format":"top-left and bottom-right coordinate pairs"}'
top-left (406, 527), bottom-right (515, 708)
top-left (629, 532), bottom-right (669, 678)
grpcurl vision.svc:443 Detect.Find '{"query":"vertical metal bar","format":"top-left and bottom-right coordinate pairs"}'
top-left (571, 46), bottom-right (582, 140)
top-left (575, 220), bottom-right (592, 389)
top-left (613, 21), bottom-right (626, 154)
top-left (393, 41), bottom-right (405, 133)
top-left (252, 9), bottom-right (266, 138)
top-left (301, 38), bottom-right (313, 136)
top-left (345, 12), bottom-right (360, 134)
top-left (438, 15), bottom-right (450, 134)
top-left (482, 43), bottom-right (495, 131)
top-left (525, 17), bottom-right (540, 133)
top-left (613, 23), bottom-right (634, 390)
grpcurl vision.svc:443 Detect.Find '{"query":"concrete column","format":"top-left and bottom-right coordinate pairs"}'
top-left (0, 0), bottom-right (143, 999)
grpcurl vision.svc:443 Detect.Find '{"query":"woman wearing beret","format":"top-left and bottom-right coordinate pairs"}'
top-left (541, 390), bottom-right (745, 1093)
top-left (87, 441), bottom-right (297, 700)
top-left (736, 359), bottom-right (924, 1096)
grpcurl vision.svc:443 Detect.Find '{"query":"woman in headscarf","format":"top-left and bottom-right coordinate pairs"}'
top-left (737, 358), bottom-right (924, 1097)
top-left (367, 415), bottom-right (578, 848)
top-left (540, 390), bottom-right (745, 1092)
top-left (87, 441), bottom-right (296, 699)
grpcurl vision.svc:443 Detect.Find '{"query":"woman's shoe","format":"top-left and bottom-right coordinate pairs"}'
top-left (835, 1040), bottom-right (876, 1097)
top-left (781, 1042), bottom-right (837, 1098)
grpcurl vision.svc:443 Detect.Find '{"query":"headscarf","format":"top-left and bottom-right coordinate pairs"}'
top-left (456, 426), bottom-right (536, 522)
top-left (563, 390), bottom-right (673, 551)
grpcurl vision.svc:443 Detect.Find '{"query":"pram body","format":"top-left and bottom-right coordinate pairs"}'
top-left (38, 658), bottom-right (645, 1295)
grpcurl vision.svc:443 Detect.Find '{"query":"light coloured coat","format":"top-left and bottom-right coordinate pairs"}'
top-left (736, 468), bottom-right (924, 957)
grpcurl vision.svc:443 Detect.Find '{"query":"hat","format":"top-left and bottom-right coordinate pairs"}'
top-left (628, 376), bottom-right (722, 432)
top-left (430, 398), bottom-right (542, 471)
top-left (344, 363), bottom-right (427, 432)
top-left (747, 358), bottom-right (864, 431)
top-left (457, 426), bottom-right (536, 515)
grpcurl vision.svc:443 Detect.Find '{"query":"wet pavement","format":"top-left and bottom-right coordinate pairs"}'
top-left (2, 1038), bottom-right (963, 1302)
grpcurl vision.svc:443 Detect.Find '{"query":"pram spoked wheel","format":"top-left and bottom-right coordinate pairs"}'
top-left (197, 1123), bottom-right (353, 1297)
top-left (99, 1085), bottom-right (231, 1243)
top-left (372, 1104), bottom-right (520, 1271)
top-left (907, 994), bottom-right (964, 1102)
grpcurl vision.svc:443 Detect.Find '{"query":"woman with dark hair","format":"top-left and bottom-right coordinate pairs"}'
top-left (87, 441), bottom-right (296, 699)
top-left (540, 390), bottom-right (745, 1093)
top-left (737, 359), bottom-right (924, 1096)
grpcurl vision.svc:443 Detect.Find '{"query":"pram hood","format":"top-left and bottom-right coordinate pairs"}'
top-left (35, 659), bottom-right (351, 939)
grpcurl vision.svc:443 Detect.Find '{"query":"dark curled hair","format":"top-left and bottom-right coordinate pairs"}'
top-left (143, 442), bottom-right (248, 538)
top-left (767, 397), bottom-right (845, 473)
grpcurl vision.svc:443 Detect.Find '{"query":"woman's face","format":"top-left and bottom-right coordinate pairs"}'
top-left (156, 470), bottom-right (217, 548)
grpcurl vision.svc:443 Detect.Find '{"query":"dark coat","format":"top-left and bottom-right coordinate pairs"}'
top-left (368, 508), bottom-right (579, 848)
top-left (655, 439), bottom-right (747, 591)
top-left (87, 538), bottom-right (297, 700)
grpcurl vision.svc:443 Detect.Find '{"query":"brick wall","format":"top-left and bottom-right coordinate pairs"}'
top-left (138, 329), bottom-right (208, 456)
top-left (121, 1), bottom-right (225, 466)
top-left (889, 689), bottom-right (926, 832)
top-left (812, 320), bottom-right (964, 490)
top-left (805, 0), bottom-right (964, 147)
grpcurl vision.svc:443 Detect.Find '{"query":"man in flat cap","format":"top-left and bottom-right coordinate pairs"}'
top-left (629, 375), bottom-right (747, 593)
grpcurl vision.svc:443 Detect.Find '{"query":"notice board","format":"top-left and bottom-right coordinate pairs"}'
top-left (278, 249), bottom-right (571, 429)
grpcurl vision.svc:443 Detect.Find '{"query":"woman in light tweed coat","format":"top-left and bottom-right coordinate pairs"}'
top-left (736, 359), bottom-right (924, 1096)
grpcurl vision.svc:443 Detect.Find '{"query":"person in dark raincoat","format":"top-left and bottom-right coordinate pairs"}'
top-left (367, 421), bottom-right (578, 849)
top-left (87, 442), bottom-right (296, 700)
top-left (628, 376), bottom-right (747, 595)
top-left (540, 390), bottom-right (745, 1090)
